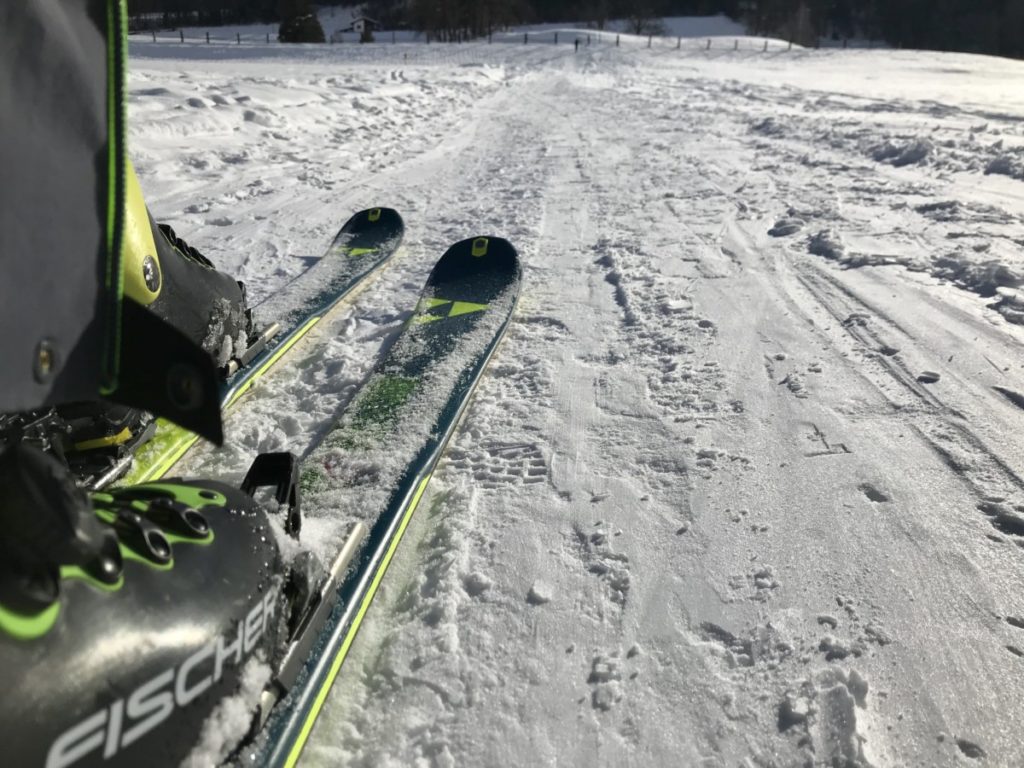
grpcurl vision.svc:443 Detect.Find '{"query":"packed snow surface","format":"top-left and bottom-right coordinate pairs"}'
top-left (128, 34), bottom-right (1024, 767)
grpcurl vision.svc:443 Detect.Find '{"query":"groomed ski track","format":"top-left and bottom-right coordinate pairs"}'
top-left (130, 36), bottom-right (1024, 766)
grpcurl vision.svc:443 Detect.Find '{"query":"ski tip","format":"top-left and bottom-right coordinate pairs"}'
top-left (341, 207), bottom-right (404, 238)
top-left (429, 236), bottom-right (520, 285)
top-left (361, 206), bottom-right (403, 227)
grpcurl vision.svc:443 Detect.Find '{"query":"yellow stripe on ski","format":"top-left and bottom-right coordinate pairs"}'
top-left (120, 422), bottom-right (195, 484)
top-left (285, 473), bottom-right (433, 768)
top-left (74, 427), bottom-right (133, 451)
top-left (448, 301), bottom-right (488, 317)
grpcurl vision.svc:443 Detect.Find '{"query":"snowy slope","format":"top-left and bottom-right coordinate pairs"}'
top-left (126, 38), bottom-right (1024, 767)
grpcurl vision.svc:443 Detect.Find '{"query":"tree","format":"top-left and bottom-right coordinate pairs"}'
top-left (408, 0), bottom-right (532, 41)
top-left (365, 0), bottom-right (408, 29)
top-left (278, 0), bottom-right (325, 42)
top-left (622, 0), bottom-right (667, 35)
top-left (587, 0), bottom-right (611, 29)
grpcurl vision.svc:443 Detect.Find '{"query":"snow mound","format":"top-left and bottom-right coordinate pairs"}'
top-left (985, 154), bottom-right (1024, 181)
top-left (869, 138), bottom-right (932, 167)
top-left (808, 229), bottom-right (846, 260)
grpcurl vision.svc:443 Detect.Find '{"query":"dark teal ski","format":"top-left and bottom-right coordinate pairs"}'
top-left (116, 208), bottom-right (404, 487)
top-left (258, 236), bottom-right (521, 767)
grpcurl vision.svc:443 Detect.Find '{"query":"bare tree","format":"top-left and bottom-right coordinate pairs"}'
top-left (588, 0), bottom-right (611, 30)
top-left (409, 0), bottom-right (531, 41)
top-left (624, 2), bottom-right (666, 36)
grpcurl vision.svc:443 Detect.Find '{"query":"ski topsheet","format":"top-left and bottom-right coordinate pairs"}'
top-left (255, 236), bottom-right (521, 767)
top-left (113, 208), bottom-right (404, 488)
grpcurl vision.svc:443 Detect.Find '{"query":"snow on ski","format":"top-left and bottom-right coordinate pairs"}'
top-left (113, 208), bottom-right (404, 489)
top-left (251, 236), bottom-right (521, 767)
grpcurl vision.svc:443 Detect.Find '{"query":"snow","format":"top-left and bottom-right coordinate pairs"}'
top-left (125, 37), bottom-right (1024, 767)
top-left (299, 280), bottom-right (518, 567)
top-left (514, 14), bottom-right (746, 40)
top-left (182, 658), bottom-right (272, 768)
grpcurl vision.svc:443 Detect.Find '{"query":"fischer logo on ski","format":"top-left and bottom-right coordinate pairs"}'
top-left (413, 297), bottom-right (489, 324)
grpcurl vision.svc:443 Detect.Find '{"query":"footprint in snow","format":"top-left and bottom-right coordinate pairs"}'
top-left (768, 217), bottom-right (805, 237)
top-left (859, 483), bottom-right (890, 503)
top-left (956, 738), bottom-right (987, 760)
top-left (448, 442), bottom-right (548, 490)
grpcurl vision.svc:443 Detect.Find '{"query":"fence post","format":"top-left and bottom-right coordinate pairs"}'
top-left (677, 36), bottom-right (681, 49)
top-left (763, 39), bottom-right (767, 51)
top-left (647, 35), bottom-right (652, 48)
top-left (788, 40), bottom-right (792, 51)
top-left (237, 33), bottom-right (240, 44)
top-left (206, 31), bottom-right (209, 44)
top-left (587, 34), bottom-right (591, 46)
top-left (152, 30), bottom-right (156, 42)
top-left (266, 32), bottom-right (270, 44)
top-left (734, 39), bottom-right (739, 50)
top-left (706, 38), bottom-right (711, 50)
top-left (554, 32), bottom-right (558, 44)
top-left (615, 34), bottom-right (619, 47)
top-left (524, 32), bottom-right (528, 44)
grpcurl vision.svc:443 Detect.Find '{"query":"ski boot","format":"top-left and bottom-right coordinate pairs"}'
top-left (0, 163), bottom-right (255, 487)
top-left (122, 161), bottom-right (254, 369)
top-left (0, 442), bottom-right (336, 768)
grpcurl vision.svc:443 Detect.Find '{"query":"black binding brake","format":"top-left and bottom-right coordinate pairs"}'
top-left (241, 452), bottom-right (301, 536)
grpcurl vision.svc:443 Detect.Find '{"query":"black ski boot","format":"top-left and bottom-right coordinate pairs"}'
top-left (0, 443), bottom-right (306, 768)
top-left (122, 162), bottom-right (254, 368)
top-left (0, 164), bottom-right (255, 486)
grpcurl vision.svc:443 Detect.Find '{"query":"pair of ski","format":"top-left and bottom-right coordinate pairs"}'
top-left (114, 209), bottom-right (520, 766)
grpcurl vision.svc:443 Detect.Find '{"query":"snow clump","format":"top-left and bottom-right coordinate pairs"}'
top-left (870, 138), bottom-right (932, 167)
top-left (808, 229), bottom-right (846, 261)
